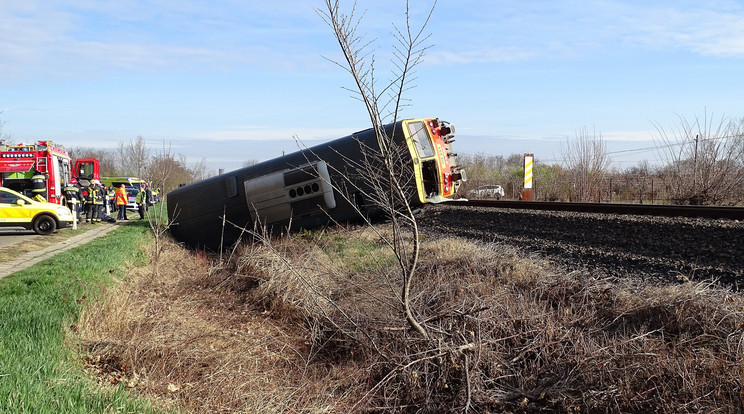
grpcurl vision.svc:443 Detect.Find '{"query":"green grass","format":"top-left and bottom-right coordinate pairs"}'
top-left (0, 220), bottom-right (165, 413)
top-left (318, 232), bottom-right (398, 273)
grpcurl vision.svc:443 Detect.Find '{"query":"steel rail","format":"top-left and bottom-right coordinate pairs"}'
top-left (448, 200), bottom-right (744, 220)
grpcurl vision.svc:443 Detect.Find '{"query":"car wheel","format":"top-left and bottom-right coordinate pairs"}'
top-left (33, 215), bottom-right (57, 235)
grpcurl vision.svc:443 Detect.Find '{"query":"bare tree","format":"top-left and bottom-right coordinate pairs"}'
top-left (147, 146), bottom-right (199, 195)
top-left (317, 0), bottom-right (437, 340)
top-left (118, 136), bottom-right (150, 178)
top-left (242, 159), bottom-right (258, 168)
top-left (534, 162), bottom-right (568, 201)
top-left (561, 127), bottom-right (612, 202)
top-left (0, 112), bottom-right (12, 144)
top-left (654, 113), bottom-right (744, 205)
top-left (67, 147), bottom-right (118, 177)
top-left (458, 153), bottom-right (507, 196)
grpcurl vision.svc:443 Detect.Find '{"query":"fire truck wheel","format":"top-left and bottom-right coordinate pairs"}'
top-left (33, 215), bottom-right (57, 235)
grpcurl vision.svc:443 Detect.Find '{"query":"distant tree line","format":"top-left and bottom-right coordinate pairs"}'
top-left (67, 136), bottom-right (216, 195)
top-left (3, 112), bottom-right (741, 205)
top-left (458, 114), bottom-right (744, 206)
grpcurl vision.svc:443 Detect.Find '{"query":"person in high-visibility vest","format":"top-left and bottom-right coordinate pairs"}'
top-left (30, 170), bottom-right (47, 199)
top-left (80, 185), bottom-right (90, 223)
top-left (85, 180), bottom-right (103, 224)
top-left (63, 182), bottom-right (81, 218)
top-left (93, 181), bottom-right (105, 223)
top-left (115, 184), bottom-right (129, 221)
top-left (107, 186), bottom-right (116, 214)
top-left (136, 184), bottom-right (147, 220)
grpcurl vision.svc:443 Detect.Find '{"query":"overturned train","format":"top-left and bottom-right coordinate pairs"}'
top-left (166, 117), bottom-right (466, 250)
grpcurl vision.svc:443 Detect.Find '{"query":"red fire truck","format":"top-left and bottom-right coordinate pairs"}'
top-left (0, 140), bottom-right (100, 205)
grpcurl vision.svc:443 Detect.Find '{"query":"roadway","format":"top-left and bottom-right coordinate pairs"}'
top-left (0, 228), bottom-right (38, 249)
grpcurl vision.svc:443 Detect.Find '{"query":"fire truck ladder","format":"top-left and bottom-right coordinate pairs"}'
top-left (36, 155), bottom-right (47, 173)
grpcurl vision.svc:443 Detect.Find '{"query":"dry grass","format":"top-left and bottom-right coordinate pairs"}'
top-left (73, 224), bottom-right (744, 413)
top-left (74, 237), bottom-right (363, 413)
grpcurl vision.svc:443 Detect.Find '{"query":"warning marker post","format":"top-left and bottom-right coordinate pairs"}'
top-left (522, 153), bottom-right (534, 201)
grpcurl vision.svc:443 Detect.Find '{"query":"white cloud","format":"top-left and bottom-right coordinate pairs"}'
top-left (0, 0), bottom-right (331, 83)
top-left (427, 1), bottom-right (744, 65)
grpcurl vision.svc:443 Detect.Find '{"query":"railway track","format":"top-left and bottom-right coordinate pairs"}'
top-left (454, 199), bottom-right (744, 221)
top-left (417, 201), bottom-right (744, 289)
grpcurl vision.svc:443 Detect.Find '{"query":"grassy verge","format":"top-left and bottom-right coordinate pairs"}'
top-left (0, 220), bottom-right (164, 413)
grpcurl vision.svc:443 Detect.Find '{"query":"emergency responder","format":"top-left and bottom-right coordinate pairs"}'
top-left (106, 186), bottom-right (115, 215)
top-left (115, 184), bottom-right (129, 220)
top-left (85, 180), bottom-right (103, 224)
top-left (62, 182), bottom-right (81, 219)
top-left (142, 183), bottom-right (151, 211)
top-left (93, 181), bottom-right (105, 223)
top-left (109, 186), bottom-right (116, 214)
top-left (136, 184), bottom-right (147, 219)
top-left (80, 184), bottom-right (90, 223)
top-left (30, 170), bottom-right (47, 199)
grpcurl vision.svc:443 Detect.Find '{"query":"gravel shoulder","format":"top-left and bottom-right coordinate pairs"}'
top-left (418, 203), bottom-right (744, 289)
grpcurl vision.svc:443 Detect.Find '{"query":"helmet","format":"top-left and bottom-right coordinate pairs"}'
top-left (91, 179), bottom-right (100, 185)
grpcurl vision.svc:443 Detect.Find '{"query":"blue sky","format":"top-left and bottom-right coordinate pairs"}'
top-left (1, 0), bottom-right (743, 173)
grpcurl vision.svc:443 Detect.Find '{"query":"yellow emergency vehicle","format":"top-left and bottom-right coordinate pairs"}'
top-left (0, 186), bottom-right (73, 235)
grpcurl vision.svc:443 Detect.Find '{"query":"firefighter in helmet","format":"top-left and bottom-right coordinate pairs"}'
top-left (30, 170), bottom-right (47, 199)
top-left (63, 182), bottom-right (81, 219)
top-left (84, 179), bottom-right (103, 224)
top-left (93, 180), bottom-right (105, 223)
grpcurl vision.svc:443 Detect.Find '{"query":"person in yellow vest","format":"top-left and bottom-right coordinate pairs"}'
top-left (85, 180), bottom-right (103, 224)
top-left (136, 184), bottom-right (147, 220)
top-left (63, 182), bottom-right (81, 219)
top-left (115, 184), bottom-right (129, 221)
top-left (93, 181), bottom-right (105, 223)
top-left (30, 170), bottom-right (47, 199)
top-left (106, 186), bottom-right (116, 215)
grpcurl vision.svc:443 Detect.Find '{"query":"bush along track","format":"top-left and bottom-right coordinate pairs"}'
top-left (0, 221), bottom-right (162, 413)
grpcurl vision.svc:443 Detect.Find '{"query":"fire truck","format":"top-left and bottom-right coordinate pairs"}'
top-left (0, 140), bottom-right (100, 206)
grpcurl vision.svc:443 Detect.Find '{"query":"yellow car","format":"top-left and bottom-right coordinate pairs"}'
top-left (0, 187), bottom-right (74, 235)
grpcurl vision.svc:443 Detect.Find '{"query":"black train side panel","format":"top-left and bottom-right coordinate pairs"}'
top-left (166, 118), bottom-right (463, 250)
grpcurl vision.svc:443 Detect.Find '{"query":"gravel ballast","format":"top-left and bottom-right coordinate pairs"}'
top-left (417, 203), bottom-right (744, 289)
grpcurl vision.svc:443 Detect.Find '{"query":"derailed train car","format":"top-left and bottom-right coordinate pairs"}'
top-left (166, 117), bottom-right (465, 250)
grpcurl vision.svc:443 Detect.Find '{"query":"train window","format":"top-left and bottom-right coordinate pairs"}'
top-left (408, 122), bottom-right (435, 158)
